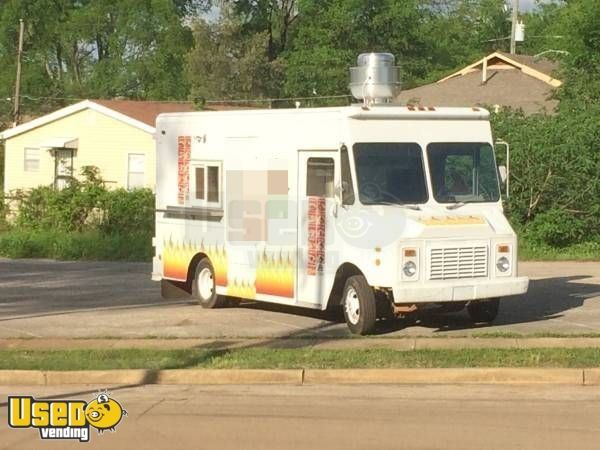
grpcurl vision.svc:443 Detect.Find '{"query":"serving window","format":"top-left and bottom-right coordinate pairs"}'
top-left (190, 161), bottom-right (222, 208)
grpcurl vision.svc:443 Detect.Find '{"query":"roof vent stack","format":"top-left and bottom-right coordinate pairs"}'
top-left (349, 53), bottom-right (401, 106)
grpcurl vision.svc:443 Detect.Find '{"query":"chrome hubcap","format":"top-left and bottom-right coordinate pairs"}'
top-left (344, 287), bottom-right (360, 325)
top-left (198, 267), bottom-right (214, 299)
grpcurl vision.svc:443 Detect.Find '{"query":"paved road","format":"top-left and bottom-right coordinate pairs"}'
top-left (2, 384), bottom-right (600, 449)
top-left (0, 259), bottom-right (599, 338)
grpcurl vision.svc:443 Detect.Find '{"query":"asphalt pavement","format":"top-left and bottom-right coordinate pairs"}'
top-left (0, 258), bottom-right (599, 339)
top-left (2, 384), bottom-right (600, 449)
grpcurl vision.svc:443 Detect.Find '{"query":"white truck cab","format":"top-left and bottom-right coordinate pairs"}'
top-left (153, 54), bottom-right (528, 334)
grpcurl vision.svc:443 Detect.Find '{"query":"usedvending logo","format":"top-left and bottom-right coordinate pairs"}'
top-left (8, 391), bottom-right (127, 442)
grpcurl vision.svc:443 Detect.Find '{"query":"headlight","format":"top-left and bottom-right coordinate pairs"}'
top-left (403, 261), bottom-right (417, 277)
top-left (496, 256), bottom-right (510, 273)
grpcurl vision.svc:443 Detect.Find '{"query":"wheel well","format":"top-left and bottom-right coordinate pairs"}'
top-left (184, 252), bottom-right (209, 293)
top-left (326, 262), bottom-right (364, 309)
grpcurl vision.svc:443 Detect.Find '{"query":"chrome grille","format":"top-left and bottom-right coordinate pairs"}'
top-left (429, 246), bottom-right (488, 280)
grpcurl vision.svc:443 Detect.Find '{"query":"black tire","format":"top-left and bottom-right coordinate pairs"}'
top-left (467, 298), bottom-right (500, 323)
top-left (375, 291), bottom-right (396, 320)
top-left (439, 301), bottom-right (467, 313)
top-left (342, 275), bottom-right (377, 335)
top-left (192, 258), bottom-right (226, 308)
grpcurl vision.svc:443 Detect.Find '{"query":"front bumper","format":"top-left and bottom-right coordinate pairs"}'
top-left (392, 277), bottom-right (529, 304)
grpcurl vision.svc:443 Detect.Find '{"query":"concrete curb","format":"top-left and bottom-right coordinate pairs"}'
top-left (0, 369), bottom-right (304, 386)
top-left (2, 368), bottom-right (600, 386)
top-left (303, 368), bottom-right (583, 385)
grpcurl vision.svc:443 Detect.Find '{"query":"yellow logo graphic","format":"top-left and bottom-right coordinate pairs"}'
top-left (8, 391), bottom-right (127, 442)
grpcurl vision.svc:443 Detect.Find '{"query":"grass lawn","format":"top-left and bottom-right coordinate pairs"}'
top-left (3, 348), bottom-right (600, 371)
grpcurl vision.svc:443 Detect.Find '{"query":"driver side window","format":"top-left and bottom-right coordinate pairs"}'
top-left (306, 158), bottom-right (334, 198)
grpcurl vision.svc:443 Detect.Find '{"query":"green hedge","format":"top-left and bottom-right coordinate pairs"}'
top-left (0, 166), bottom-right (154, 261)
top-left (492, 108), bottom-right (600, 249)
top-left (0, 229), bottom-right (152, 261)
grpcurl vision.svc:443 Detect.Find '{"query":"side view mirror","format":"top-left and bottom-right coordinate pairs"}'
top-left (498, 165), bottom-right (507, 184)
top-left (495, 140), bottom-right (510, 198)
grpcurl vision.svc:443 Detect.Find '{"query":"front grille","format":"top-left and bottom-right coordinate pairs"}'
top-left (429, 246), bottom-right (488, 280)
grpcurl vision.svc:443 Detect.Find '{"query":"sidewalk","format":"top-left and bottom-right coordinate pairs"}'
top-left (3, 336), bottom-right (600, 351)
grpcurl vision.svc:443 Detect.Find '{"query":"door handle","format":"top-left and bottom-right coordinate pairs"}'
top-left (331, 202), bottom-right (338, 218)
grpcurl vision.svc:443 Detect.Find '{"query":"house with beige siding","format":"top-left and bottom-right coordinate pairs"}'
top-left (0, 99), bottom-right (195, 194)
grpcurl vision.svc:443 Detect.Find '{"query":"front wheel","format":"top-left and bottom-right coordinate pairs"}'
top-left (342, 275), bottom-right (377, 335)
top-left (467, 298), bottom-right (500, 323)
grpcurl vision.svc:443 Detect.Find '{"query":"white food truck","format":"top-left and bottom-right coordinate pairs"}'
top-left (153, 53), bottom-right (528, 334)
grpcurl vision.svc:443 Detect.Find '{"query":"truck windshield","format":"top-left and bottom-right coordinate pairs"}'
top-left (427, 143), bottom-right (500, 204)
top-left (353, 143), bottom-right (428, 205)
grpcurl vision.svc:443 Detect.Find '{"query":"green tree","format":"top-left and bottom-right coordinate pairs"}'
top-left (186, 9), bottom-right (284, 102)
top-left (0, 0), bottom-right (208, 119)
top-left (228, 0), bottom-right (298, 61)
top-left (283, 0), bottom-right (430, 98)
top-left (282, 0), bottom-right (511, 98)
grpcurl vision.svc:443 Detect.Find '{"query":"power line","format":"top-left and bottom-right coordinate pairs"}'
top-left (205, 94), bottom-right (353, 104)
top-left (15, 93), bottom-right (353, 105)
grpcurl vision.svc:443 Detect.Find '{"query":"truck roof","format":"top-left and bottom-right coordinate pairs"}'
top-left (156, 104), bottom-right (490, 122)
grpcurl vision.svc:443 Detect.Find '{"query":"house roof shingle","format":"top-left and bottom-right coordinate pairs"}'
top-left (92, 99), bottom-right (195, 127)
top-left (397, 52), bottom-right (562, 114)
top-left (398, 69), bottom-right (558, 114)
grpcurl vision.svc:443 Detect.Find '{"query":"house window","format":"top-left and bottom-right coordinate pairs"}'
top-left (127, 153), bottom-right (145, 190)
top-left (190, 161), bottom-right (221, 207)
top-left (24, 148), bottom-right (40, 172)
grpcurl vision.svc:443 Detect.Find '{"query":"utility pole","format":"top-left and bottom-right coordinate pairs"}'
top-left (510, 0), bottom-right (519, 54)
top-left (13, 18), bottom-right (24, 127)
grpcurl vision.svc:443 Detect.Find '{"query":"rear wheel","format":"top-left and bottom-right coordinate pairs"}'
top-left (467, 298), bottom-right (500, 323)
top-left (192, 258), bottom-right (226, 308)
top-left (342, 275), bottom-right (377, 335)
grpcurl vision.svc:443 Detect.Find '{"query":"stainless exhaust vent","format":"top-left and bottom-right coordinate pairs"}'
top-left (349, 53), bottom-right (401, 105)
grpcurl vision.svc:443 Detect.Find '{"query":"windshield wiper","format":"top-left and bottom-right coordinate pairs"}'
top-left (376, 201), bottom-right (421, 210)
top-left (446, 202), bottom-right (466, 210)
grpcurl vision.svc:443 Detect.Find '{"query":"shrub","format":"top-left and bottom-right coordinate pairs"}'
top-left (1, 167), bottom-right (155, 261)
top-left (11, 166), bottom-right (154, 237)
top-left (0, 230), bottom-right (152, 261)
top-left (492, 108), bottom-right (600, 247)
top-left (14, 167), bottom-right (107, 232)
top-left (101, 188), bottom-right (154, 235)
top-left (526, 209), bottom-right (588, 247)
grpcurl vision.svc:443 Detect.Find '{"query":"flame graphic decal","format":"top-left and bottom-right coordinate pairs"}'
top-left (163, 239), bottom-right (228, 285)
top-left (255, 250), bottom-right (295, 298)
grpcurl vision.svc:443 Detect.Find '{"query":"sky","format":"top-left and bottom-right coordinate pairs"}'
top-left (514, 0), bottom-right (560, 11)
top-left (520, 0), bottom-right (537, 10)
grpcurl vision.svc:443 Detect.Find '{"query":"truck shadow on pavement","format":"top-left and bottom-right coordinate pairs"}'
top-left (1, 257), bottom-right (598, 337)
top-left (239, 275), bottom-right (600, 336)
top-left (0, 276), bottom-right (597, 399)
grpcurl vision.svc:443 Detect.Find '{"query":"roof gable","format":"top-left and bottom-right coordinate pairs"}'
top-left (0, 99), bottom-right (195, 140)
top-left (438, 51), bottom-right (562, 87)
